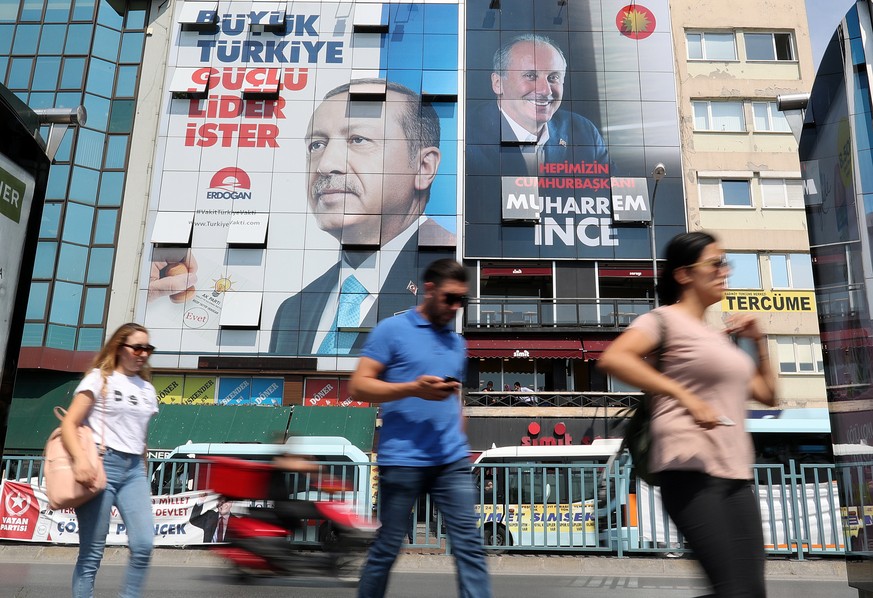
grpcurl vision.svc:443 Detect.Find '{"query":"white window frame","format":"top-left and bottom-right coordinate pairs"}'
top-left (752, 101), bottom-right (791, 132)
top-left (692, 100), bottom-right (746, 132)
top-left (769, 253), bottom-right (814, 289)
top-left (726, 252), bottom-right (762, 289)
top-left (744, 31), bottom-right (796, 61)
top-left (760, 178), bottom-right (804, 208)
top-left (776, 336), bottom-right (824, 375)
top-left (686, 31), bottom-right (738, 61)
top-left (699, 177), bottom-right (753, 208)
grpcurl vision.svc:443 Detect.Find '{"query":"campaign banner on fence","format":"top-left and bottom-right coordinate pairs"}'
top-left (138, 1), bottom-right (459, 362)
top-left (464, 0), bottom-right (684, 260)
top-left (0, 481), bottom-right (250, 545)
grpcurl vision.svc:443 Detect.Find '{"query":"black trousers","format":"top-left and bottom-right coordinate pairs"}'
top-left (659, 470), bottom-right (767, 598)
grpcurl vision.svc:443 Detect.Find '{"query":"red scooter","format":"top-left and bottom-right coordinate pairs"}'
top-left (204, 456), bottom-right (376, 584)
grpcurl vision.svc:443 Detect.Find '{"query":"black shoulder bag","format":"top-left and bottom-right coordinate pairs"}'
top-left (617, 310), bottom-right (666, 486)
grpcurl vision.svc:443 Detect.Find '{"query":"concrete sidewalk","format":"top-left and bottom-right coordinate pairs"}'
top-left (0, 544), bottom-right (849, 582)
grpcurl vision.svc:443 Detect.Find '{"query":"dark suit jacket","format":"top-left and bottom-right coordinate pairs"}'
top-left (466, 101), bottom-right (610, 176)
top-left (269, 222), bottom-right (455, 355)
top-left (189, 504), bottom-right (234, 542)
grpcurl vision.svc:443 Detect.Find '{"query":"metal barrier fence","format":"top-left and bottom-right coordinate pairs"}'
top-left (0, 454), bottom-right (854, 560)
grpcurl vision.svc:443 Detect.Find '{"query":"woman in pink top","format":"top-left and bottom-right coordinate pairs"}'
top-left (599, 232), bottom-right (777, 598)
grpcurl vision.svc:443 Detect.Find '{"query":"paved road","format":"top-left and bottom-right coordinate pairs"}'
top-left (0, 545), bottom-right (858, 598)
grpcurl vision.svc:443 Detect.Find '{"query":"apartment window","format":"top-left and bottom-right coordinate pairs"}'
top-left (726, 253), bottom-right (761, 289)
top-left (699, 178), bottom-right (752, 207)
top-left (752, 101), bottom-right (791, 132)
top-left (745, 32), bottom-right (795, 61)
top-left (776, 337), bottom-right (823, 374)
top-left (770, 253), bottom-right (814, 288)
top-left (693, 101), bottom-right (745, 132)
top-left (686, 31), bottom-right (737, 61)
top-left (761, 178), bottom-right (804, 208)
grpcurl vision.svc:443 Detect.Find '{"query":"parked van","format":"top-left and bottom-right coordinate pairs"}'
top-left (150, 436), bottom-right (372, 516)
top-left (472, 438), bottom-right (638, 550)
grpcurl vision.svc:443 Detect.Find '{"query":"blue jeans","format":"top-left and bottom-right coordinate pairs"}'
top-left (73, 448), bottom-right (154, 598)
top-left (358, 458), bottom-right (491, 598)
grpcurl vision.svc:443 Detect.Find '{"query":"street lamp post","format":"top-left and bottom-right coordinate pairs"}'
top-left (649, 163), bottom-right (666, 308)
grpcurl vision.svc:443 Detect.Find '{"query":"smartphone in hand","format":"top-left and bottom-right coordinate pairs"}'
top-left (443, 376), bottom-right (460, 384)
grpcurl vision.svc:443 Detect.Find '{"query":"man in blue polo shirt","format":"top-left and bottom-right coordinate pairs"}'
top-left (350, 259), bottom-right (491, 598)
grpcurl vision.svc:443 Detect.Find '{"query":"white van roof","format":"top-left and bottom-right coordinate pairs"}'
top-left (474, 438), bottom-right (623, 463)
top-left (165, 436), bottom-right (369, 462)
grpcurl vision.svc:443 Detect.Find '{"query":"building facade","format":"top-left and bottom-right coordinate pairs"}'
top-left (1, 0), bottom-right (825, 435)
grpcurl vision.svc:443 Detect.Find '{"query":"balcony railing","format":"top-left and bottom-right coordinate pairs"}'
top-left (465, 391), bottom-right (642, 408)
top-left (465, 298), bottom-right (654, 330)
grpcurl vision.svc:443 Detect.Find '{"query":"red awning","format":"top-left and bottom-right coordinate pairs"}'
top-left (481, 266), bottom-right (552, 277)
top-left (820, 328), bottom-right (873, 350)
top-left (599, 268), bottom-right (655, 278)
top-left (581, 339), bottom-right (612, 359)
top-left (467, 339), bottom-right (584, 359)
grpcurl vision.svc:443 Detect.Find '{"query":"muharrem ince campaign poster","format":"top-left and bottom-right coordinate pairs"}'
top-left (464, 0), bottom-right (685, 260)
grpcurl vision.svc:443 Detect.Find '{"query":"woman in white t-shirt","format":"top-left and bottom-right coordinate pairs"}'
top-left (61, 322), bottom-right (159, 598)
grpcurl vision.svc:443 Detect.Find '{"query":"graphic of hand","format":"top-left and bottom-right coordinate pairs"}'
top-left (148, 250), bottom-right (198, 302)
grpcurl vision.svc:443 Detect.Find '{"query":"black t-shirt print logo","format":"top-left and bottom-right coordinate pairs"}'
top-left (128, 394), bottom-right (139, 406)
top-left (114, 389), bottom-right (123, 402)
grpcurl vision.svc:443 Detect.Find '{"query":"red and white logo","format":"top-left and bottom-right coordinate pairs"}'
top-left (0, 482), bottom-right (38, 540)
top-left (206, 167), bottom-right (253, 200)
top-left (616, 4), bottom-right (656, 40)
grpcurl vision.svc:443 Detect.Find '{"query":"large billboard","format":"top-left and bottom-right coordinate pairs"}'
top-left (138, 1), bottom-right (458, 360)
top-left (464, 0), bottom-right (684, 260)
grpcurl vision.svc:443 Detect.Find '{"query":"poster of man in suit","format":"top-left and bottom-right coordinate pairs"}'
top-left (465, 0), bottom-right (684, 260)
top-left (138, 2), bottom-right (459, 359)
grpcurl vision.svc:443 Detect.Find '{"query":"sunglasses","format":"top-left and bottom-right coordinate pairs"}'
top-left (443, 292), bottom-right (469, 307)
top-left (687, 256), bottom-right (730, 270)
top-left (122, 343), bottom-right (155, 356)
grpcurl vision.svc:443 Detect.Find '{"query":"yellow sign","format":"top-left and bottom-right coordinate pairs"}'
top-left (181, 376), bottom-right (217, 405)
top-left (476, 502), bottom-right (594, 534)
top-left (722, 290), bottom-right (816, 312)
top-left (152, 375), bottom-right (184, 404)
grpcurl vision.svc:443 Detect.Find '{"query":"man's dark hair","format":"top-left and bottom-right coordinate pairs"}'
top-left (323, 79), bottom-right (440, 162)
top-left (423, 259), bottom-right (466, 287)
top-left (492, 33), bottom-right (567, 75)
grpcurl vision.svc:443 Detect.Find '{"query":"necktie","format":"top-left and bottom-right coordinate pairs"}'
top-left (215, 516), bottom-right (225, 542)
top-left (318, 274), bottom-right (368, 354)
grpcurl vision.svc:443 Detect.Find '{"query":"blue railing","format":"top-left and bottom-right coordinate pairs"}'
top-left (0, 454), bottom-right (855, 559)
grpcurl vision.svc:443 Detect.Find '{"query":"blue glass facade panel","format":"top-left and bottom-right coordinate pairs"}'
top-left (33, 242), bottom-right (57, 278)
top-left (65, 24), bottom-right (93, 54)
top-left (85, 57), bottom-right (114, 96)
top-left (32, 56), bottom-right (61, 90)
top-left (61, 57), bottom-right (87, 88)
top-left (49, 282), bottom-right (84, 326)
top-left (45, 164), bottom-right (70, 199)
top-left (39, 24), bottom-right (67, 54)
top-left (94, 209), bottom-right (117, 244)
top-left (25, 283), bottom-right (49, 320)
top-left (87, 247), bottom-right (113, 284)
top-left (115, 65), bottom-right (137, 96)
top-left (39, 203), bottom-right (62, 238)
top-left (68, 166), bottom-right (100, 204)
top-left (119, 32), bottom-right (143, 63)
top-left (104, 136), bottom-right (127, 168)
top-left (62, 201), bottom-right (95, 244)
top-left (57, 243), bottom-right (89, 283)
top-left (76, 327), bottom-right (104, 350)
top-left (92, 25), bottom-right (120, 62)
top-left (13, 24), bottom-right (40, 53)
top-left (97, 171), bottom-right (124, 206)
top-left (8, 57), bottom-right (33, 88)
top-left (74, 127), bottom-right (106, 168)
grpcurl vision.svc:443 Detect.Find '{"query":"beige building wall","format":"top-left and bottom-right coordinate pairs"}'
top-left (670, 0), bottom-right (825, 408)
